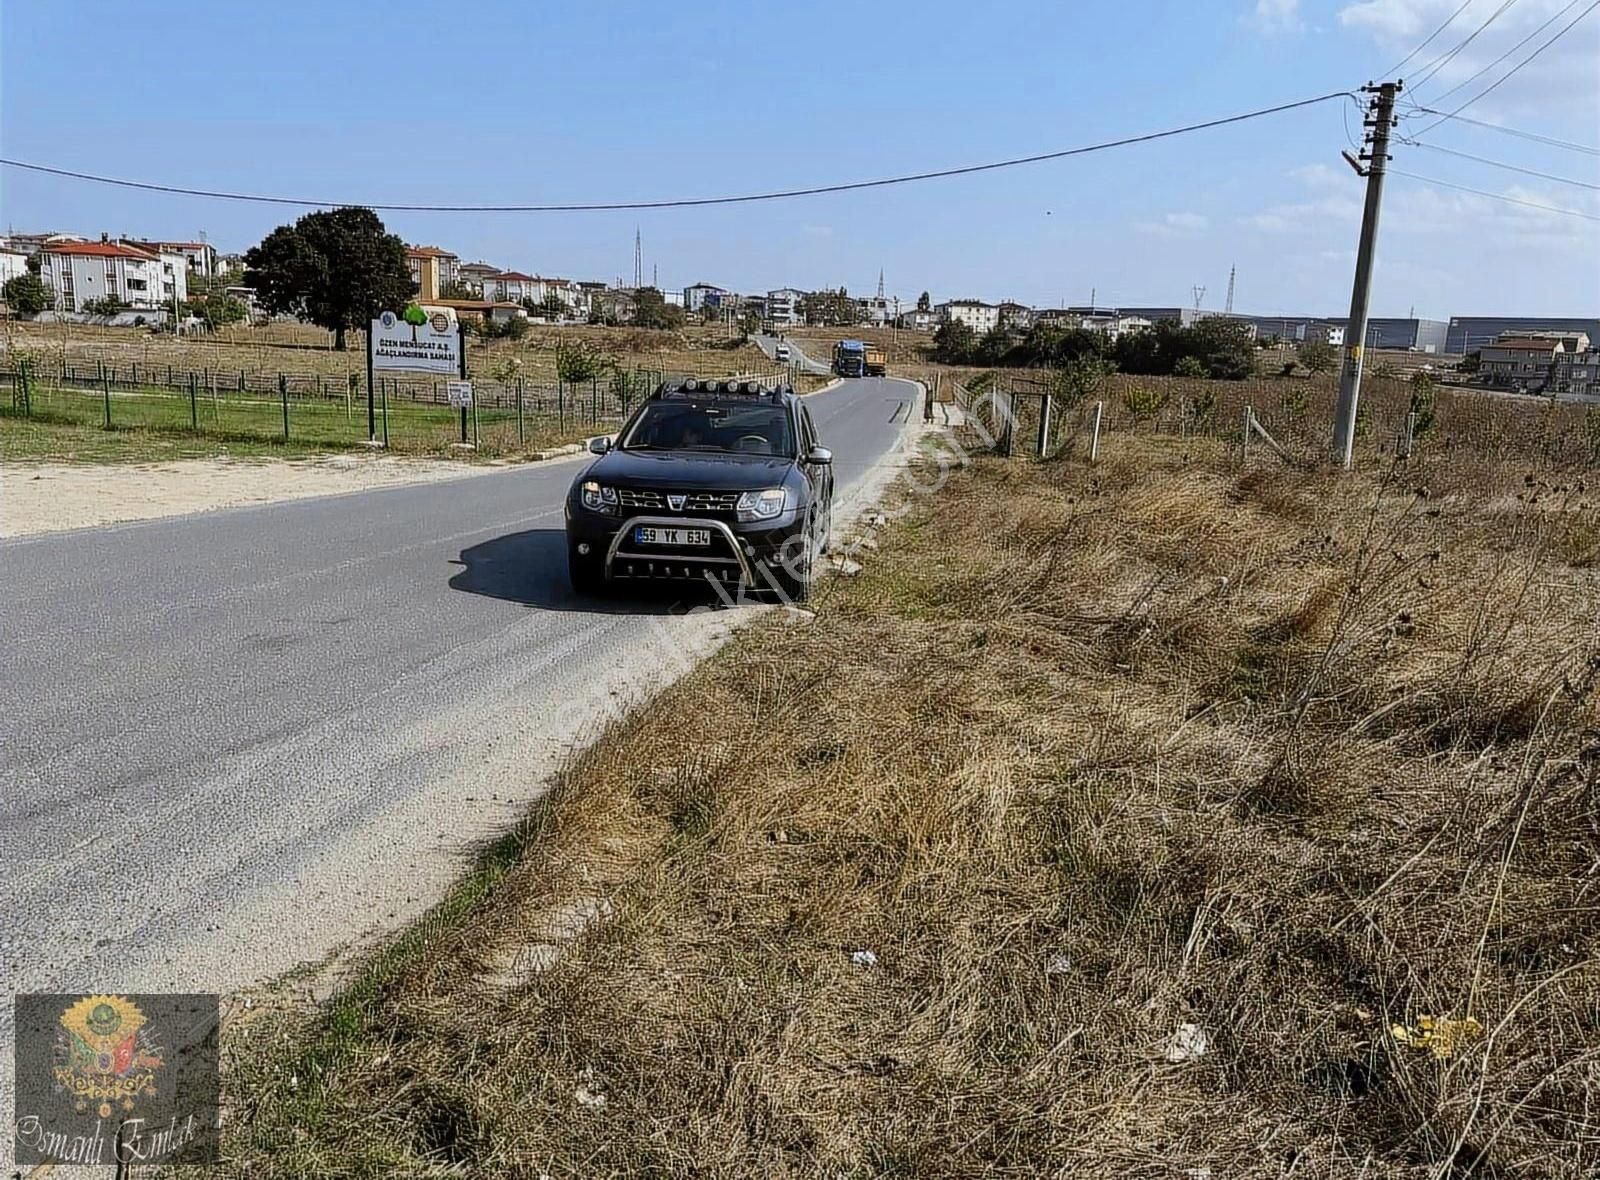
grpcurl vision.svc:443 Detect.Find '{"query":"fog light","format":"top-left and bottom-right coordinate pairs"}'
top-left (577, 542), bottom-right (592, 556)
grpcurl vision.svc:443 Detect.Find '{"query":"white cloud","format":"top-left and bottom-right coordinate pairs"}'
top-left (1338, 0), bottom-right (1425, 39)
top-left (1249, 0), bottom-right (1303, 31)
top-left (1134, 211), bottom-right (1210, 235)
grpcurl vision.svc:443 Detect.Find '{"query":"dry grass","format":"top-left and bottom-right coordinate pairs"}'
top-left (3, 321), bottom-right (775, 392)
top-left (221, 428), bottom-right (1600, 1177)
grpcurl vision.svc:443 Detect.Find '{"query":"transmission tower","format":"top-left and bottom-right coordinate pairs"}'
top-left (1191, 285), bottom-right (1206, 311)
top-left (633, 227), bottom-right (642, 288)
top-left (1224, 264), bottom-right (1236, 314)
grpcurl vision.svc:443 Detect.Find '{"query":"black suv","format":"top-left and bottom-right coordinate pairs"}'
top-left (565, 378), bottom-right (834, 600)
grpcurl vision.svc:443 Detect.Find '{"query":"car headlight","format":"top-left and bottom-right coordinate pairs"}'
top-left (736, 487), bottom-right (787, 522)
top-left (579, 480), bottom-right (618, 514)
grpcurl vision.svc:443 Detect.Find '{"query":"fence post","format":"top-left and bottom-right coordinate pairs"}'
top-left (131, 361), bottom-right (139, 386)
top-left (1090, 400), bottom-right (1103, 463)
top-left (239, 369), bottom-right (245, 393)
top-left (517, 377), bottom-right (525, 445)
top-left (347, 373), bottom-right (355, 423)
top-left (279, 373), bottom-right (289, 440)
top-left (1242, 405), bottom-right (1253, 463)
top-left (1036, 393), bottom-right (1053, 457)
top-left (1402, 411), bottom-right (1417, 458)
top-left (102, 363), bottom-right (112, 429)
top-left (381, 378), bottom-right (389, 448)
top-left (167, 363), bottom-right (173, 386)
top-left (189, 371), bottom-right (198, 430)
top-left (558, 379), bottom-right (565, 431)
top-left (591, 376), bottom-right (598, 425)
top-left (20, 359), bottom-right (31, 416)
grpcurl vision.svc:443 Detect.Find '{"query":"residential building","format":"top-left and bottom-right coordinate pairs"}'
top-left (2, 231), bottom-right (84, 257)
top-left (1447, 316), bottom-right (1600, 355)
top-left (457, 261), bottom-right (500, 296)
top-left (405, 245), bottom-right (460, 301)
top-left (897, 308), bottom-right (939, 331)
top-left (482, 271), bottom-right (540, 304)
top-left (856, 296), bottom-right (893, 327)
top-left (590, 287), bottom-right (638, 324)
top-left (937, 299), bottom-right (1000, 333)
top-left (224, 285), bottom-right (262, 321)
top-left (1478, 334), bottom-right (1566, 389)
top-left (133, 240), bottom-right (219, 278)
top-left (37, 238), bottom-right (187, 314)
top-left (0, 248), bottom-right (28, 287)
top-left (218, 252), bottom-right (246, 275)
top-left (993, 301), bottom-right (1032, 331)
top-left (767, 288), bottom-right (804, 327)
top-left (1553, 347), bottom-right (1600, 397)
top-left (684, 283), bottom-right (729, 313)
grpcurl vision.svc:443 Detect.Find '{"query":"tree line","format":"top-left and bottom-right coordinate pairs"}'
top-left (932, 315), bottom-right (1260, 380)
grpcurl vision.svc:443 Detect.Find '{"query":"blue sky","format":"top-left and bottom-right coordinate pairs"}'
top-left (2, 1), bottom-right (1595, 318)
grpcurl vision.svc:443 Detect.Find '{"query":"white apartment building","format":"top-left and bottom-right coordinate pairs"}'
top-left (134, 240), bottom-right (219, 278)
top-left (937, 299), bottom-right (1000, 333)
top-left (767, 288), bottom-right (804, 327)
top-left (38, 239), bottom-right (187, 313)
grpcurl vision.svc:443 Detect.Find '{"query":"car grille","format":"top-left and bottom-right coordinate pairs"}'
top-left (615, 488), bottom-right (740, 514)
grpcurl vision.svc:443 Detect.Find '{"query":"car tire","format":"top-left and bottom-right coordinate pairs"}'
top-left (771, 528), bottom-right (813, 604)
top-left (568, 544), bottom-right (606, 596)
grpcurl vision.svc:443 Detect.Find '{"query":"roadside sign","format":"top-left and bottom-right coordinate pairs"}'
top-left (446, 380), bottom-right (473, 408)
top-left (370, 308), bottom-right (461, 375)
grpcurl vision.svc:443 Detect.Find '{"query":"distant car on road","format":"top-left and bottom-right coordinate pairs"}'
top-left (565, 378), bottom-right (833, 601)
top-left (775, 343), bottom-right (791, 362)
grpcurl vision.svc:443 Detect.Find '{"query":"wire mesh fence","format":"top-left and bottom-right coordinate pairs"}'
top-left (1, 358), bottom-right (791, 454)
top-left (950, 370), bottom-right (1600, 471)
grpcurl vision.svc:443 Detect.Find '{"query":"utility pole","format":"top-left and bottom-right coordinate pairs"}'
top-left (1224, 264), bottom-right (1235, 314)
top-left (1332, 79), bottom-right (1401, 468)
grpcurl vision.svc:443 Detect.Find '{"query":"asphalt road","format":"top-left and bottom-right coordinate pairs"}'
top-left (753, 333), bottom-right (831, 376)
top-left (0, 377), bottom-right (917, 1010)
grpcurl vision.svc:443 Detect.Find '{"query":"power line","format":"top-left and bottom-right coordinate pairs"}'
top-left (1406, 107), bottom-right (1600, 156)
top-left (1397, 137), bottom-right (1600, 190)
top-left (1408, 0), bottom-right (1521, 90)
top-left (1425, 0), bottom-right (1582, 105)
top-left (1414, 0), bottom-right (1600, 136)
top-left (0, 92), bottom-right (1351, 213)
top-left (1384, 0), bottom-right (1477, 76)
top-left (1389, 168), bottom-right (1600, 221)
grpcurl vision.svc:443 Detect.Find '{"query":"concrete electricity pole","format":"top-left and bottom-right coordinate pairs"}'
top-left (1332, 80), bottom-right (1401, 468)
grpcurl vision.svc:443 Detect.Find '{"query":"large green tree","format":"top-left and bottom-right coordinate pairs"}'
top-left (243, 207), bottom-right (414, 349)
top-left (798, 288), bottom-right (857, 327)
top-left (932, 319), bottom-right (976, 364)
top-left (3, 273), bottom-right (53, 317)
top-left (631, 286), bottom-right (686, 330)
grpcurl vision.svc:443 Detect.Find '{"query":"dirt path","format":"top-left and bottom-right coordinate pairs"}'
top-left (0, 454), bottom-right (509, 538)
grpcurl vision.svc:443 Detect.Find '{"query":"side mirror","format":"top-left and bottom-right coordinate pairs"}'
top-left (588, 435), bottom-right (613, 454)
top-left (806, 446), bottom-right (833, 465)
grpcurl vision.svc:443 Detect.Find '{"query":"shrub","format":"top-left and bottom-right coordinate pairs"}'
top-left (1121, 385), bottom-right (1169, 421)
top-left (1173, 356), bottom-right (1206, 378)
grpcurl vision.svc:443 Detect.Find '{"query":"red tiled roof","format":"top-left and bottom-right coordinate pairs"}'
top-left (406, 245), bottom-right (458, 258)
top-left (489, 271), bottom-right (535, 282)
top-left (47, 241), bottom-right (158, 260)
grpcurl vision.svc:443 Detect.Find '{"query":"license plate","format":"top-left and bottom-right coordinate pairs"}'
top-left (634, 526), bottom-right (711, 547)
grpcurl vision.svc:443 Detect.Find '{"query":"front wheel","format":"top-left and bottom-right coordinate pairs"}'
top-left (768, 529), bottom-right (813, 603)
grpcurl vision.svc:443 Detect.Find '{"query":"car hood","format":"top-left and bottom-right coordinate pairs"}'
top-left (583, 449), bottom-right (796, 490)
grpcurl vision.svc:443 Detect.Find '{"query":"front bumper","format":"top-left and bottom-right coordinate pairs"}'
top-left (566, 509), bottom-right (805, 587)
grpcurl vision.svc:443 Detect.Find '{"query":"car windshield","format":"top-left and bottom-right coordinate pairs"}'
top-left (621, 401), bottom-right (795, 457)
